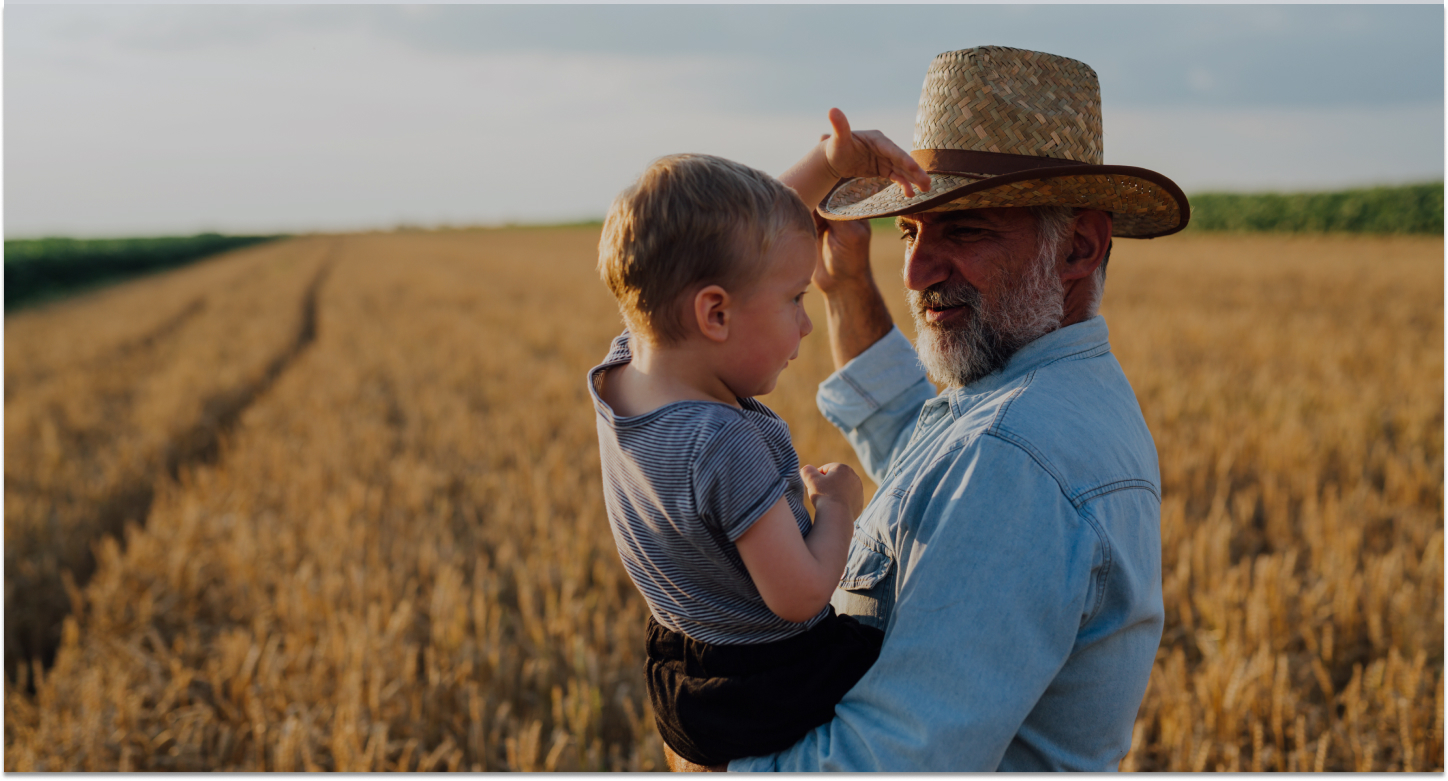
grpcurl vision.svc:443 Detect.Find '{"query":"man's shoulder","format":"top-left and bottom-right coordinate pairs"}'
top-left (954, 347), bottom-right (1159, 500)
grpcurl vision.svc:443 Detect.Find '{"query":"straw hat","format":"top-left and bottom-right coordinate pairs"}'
top-left (820, 46), bottom-right (1190, 238)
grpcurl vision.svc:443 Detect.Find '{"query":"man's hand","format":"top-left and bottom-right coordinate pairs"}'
top-left (777, 108), bottom-right (903, 369)
top-left (812, 212), bottom-right (876, 296)
top-left (801, 463), bottom-right (864, 520)
top-left (778, 109), bottom-right (927, 216)
top-left (822, 108), bottom-right (932, 197)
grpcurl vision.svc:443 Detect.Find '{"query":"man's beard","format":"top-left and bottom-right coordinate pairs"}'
top-left (908, 235), bottom-right (1066, 389)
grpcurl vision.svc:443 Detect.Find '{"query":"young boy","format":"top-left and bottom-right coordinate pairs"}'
top-left (588, 110), bottom-right (930, 767)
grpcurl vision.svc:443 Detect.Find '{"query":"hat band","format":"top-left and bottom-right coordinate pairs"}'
top-left (910, 149), bottom-right (1092, 177)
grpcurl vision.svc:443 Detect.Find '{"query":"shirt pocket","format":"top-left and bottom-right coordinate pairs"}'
top-left (839, 536), bottom-right (894, 590)
top-left (833, 531), bottom-right (898, 632)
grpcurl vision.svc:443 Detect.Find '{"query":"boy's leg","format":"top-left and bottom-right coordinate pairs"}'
top-left (653, 609), bottom-right (884, 769)
top-left (664, 743), bottom-right (725, 773)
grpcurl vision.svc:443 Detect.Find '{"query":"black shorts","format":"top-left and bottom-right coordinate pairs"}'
top-left (645, 606), bottom-right (886, 767)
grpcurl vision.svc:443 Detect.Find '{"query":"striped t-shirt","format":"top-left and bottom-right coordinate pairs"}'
top-left (589, 332), bottom-right (828, 645)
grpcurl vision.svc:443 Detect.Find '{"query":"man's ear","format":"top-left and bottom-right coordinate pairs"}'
top-left (693, 285), bottom-right (731, 343)
top-left (1060, 209), bottom-right (1112, 281)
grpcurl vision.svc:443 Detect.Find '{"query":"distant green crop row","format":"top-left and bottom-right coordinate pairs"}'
top-left (1186, 182), bottom-right (1443, 235)
top-left (863, 181), bottom-right (1443, 236)
top-left (4, 233), bottom-right (285, 311)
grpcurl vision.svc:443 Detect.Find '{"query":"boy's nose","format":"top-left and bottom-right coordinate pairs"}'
top-left (800, 309), bottom-right (814, 337)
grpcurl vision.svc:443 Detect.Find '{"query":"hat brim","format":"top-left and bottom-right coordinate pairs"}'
top-left (820, 164), bottom-right (1190, 239)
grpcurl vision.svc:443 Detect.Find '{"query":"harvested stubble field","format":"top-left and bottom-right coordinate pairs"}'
top-left (3, 226), bottom-right (1442, 771)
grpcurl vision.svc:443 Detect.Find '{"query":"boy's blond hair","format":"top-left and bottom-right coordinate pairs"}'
top-left (598, 154), bottom-right (815, 345)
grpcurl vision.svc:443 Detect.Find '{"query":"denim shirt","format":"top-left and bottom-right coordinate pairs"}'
top-left (729, 316), bottom-right (1164, 772)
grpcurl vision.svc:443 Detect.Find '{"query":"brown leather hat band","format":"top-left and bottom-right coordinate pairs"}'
top-left (910, 149), bottom-right (1091, 176)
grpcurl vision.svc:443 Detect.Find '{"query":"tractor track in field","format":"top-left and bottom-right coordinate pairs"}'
top-left (5, 297), bottom-right (209, 403)
top-left (112, 297), bottom-right (209, 362)
top-left (6, 245), bottom-right (338, 686)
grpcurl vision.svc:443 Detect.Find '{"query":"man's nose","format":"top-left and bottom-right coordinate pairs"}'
top-left (903, 241), bottom-right (951, 292)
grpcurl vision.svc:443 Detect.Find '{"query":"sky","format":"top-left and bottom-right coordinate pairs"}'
top-left (5, 4), bottom-right (1444, 239)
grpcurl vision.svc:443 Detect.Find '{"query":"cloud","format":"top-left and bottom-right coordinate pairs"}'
top-left (1109, 103), bottom-right (1445, 192)
top-left (4, 28), bottom-right (866, 236)
top-left (10, 5), bottom-right (1444, 110)
top-left (4, 5), bottom-right (1443, 237)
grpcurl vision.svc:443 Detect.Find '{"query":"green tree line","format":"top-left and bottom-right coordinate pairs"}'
top-left (4, 233), bottom-right (285, 311)
top-left (8, 181), bottom-right (1439, 312)
top-left (1187, 181), bottom-right (1442, 234)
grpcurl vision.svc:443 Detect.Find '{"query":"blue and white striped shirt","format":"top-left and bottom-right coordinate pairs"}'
top-left (589, 332), bottom-right (828, 645)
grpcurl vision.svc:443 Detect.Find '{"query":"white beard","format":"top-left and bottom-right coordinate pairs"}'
top-left (908, 234), bottom-right (1066, 389)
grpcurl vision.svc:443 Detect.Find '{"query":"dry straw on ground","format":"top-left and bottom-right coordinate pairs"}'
top-left (5, 239), bottom-right (333, 680)
top-left (4, 227), bottom-right (1442, 770)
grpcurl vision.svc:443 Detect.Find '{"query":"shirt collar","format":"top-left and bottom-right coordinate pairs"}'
top-left (945, 315), bottom-right (1112, 417)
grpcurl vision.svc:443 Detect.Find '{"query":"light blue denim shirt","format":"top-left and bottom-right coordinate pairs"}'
top-left (729, 316), bottom-right (1164, 772)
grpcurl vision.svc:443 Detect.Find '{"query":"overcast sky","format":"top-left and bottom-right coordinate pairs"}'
top-left (5, 4), bottom-right (1444, 239)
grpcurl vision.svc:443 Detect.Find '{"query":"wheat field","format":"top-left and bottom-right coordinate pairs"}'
top-left (3, 227), bottom-right (1442, 771)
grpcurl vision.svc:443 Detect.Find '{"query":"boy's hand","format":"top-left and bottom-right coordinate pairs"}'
top-left (800, 462), bottom-right (864, 519)
top-left (822, 108), bottom-right (932, 197)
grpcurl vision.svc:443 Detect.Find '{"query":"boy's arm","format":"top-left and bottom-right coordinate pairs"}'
top-left (778, 108), bottom-right (931, 215)
top-left (734, 464), bottom-right (861, 623)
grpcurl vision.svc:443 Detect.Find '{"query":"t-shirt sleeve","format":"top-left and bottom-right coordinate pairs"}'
top-left (691, 413), bottom-right (790, 542)
top-left (603, 330), bottom-right (632, 364)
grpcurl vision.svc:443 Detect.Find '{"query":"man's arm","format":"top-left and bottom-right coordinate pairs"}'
top-left (810, 215), bottom-right (932, 483)
top-left (775, 108), bottom-right (922, 367)
top-left (775, 110), bottom-right (916, 371)
top-left (814, 327), bottom-right (932, 485)
top-left (729, 438), bottom-right (1096, 771)
top-left (812, 215), bottom-right (894, 370)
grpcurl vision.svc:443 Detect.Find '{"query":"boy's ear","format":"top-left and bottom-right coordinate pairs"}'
top-left (693, 285), bottom-right (731, 343)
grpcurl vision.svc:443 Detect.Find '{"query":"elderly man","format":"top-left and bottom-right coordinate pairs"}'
top-left (701, 46), bottom-right (1187, 771)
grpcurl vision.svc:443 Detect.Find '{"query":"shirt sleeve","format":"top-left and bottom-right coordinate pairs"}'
top-left (692, 413), bottom-right (789, 543)
top-left (815, 326), bottom-right (937, 485)
top-left (728, 435), bottom-right (1096, 771)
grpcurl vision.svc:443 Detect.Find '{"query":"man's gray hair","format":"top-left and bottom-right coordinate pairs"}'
top-left (1026, 205), bottom-right (1107, 317)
